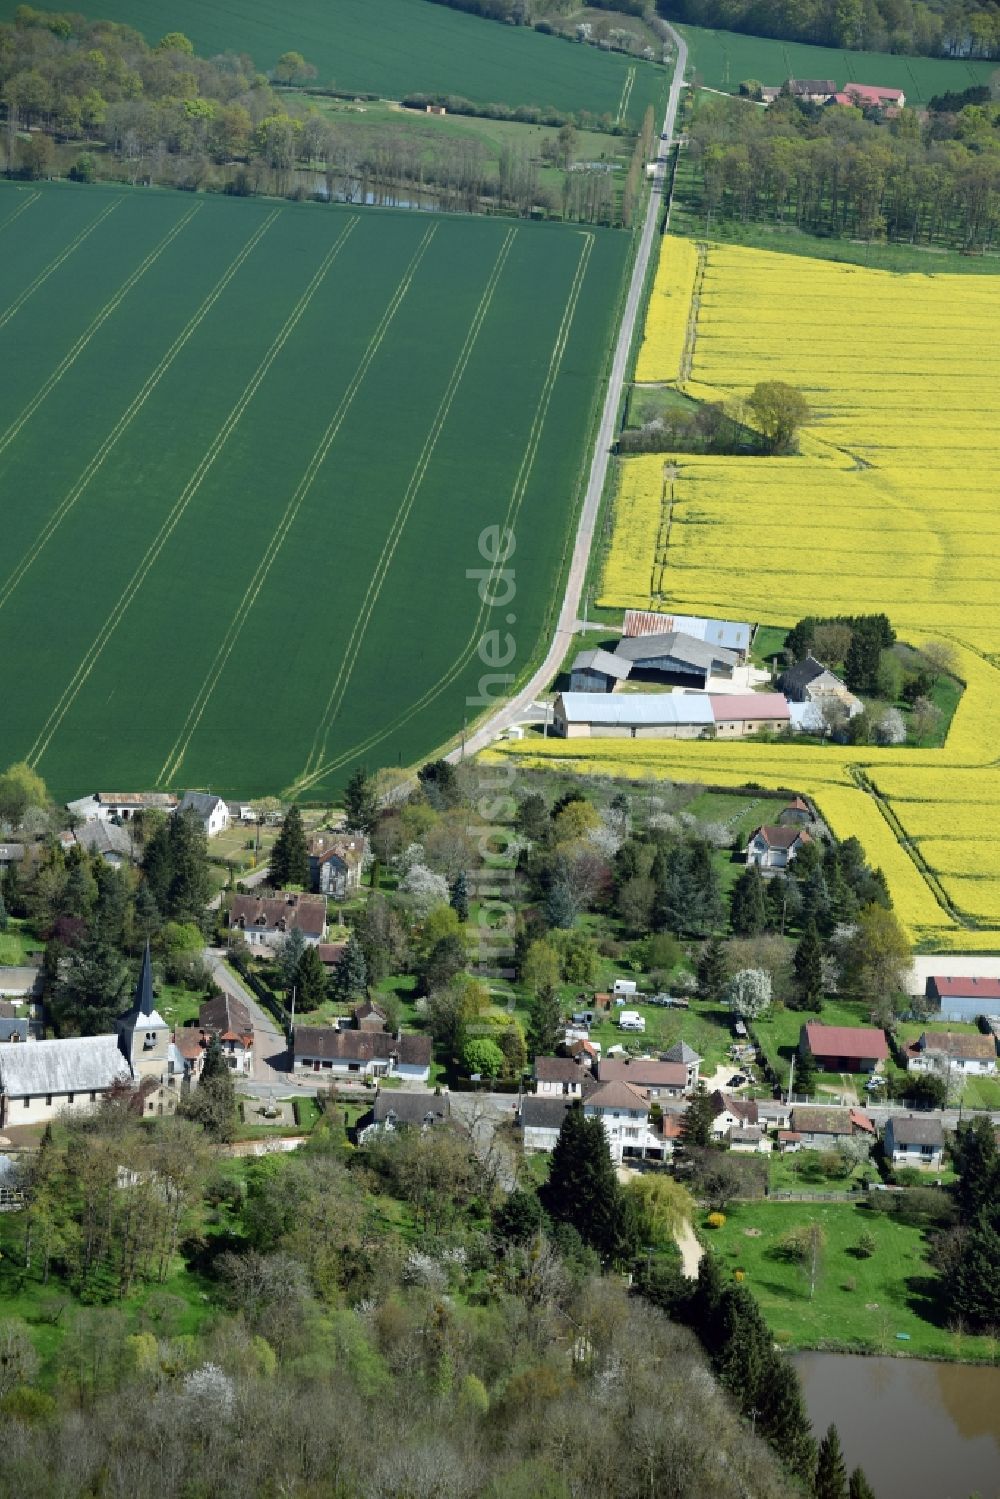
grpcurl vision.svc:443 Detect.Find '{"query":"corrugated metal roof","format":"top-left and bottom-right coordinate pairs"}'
top-left (622, 610), bottom-right (752, 652)
top-left (0, 1036), bottom-right (130, 1096)
top-left (558, 692), bottom-right (714, 727)
top-left (616, 631), bottom-right (738, 671)
top-left (571, 648), bottom-right (632, 679)
top-left (710, 693), bottom-right (790, 721)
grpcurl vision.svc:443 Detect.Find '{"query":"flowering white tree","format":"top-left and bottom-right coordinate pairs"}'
top-left (726, 968), bottom-right (772, 1020)
top-left (398, 862), bottom-right (449, 917)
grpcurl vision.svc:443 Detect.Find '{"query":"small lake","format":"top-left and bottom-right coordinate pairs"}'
top-left (795, 1352), bottom-right (1000, 1499)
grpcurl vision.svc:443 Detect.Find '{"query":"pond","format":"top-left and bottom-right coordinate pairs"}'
top-left (795, 1352), bottom-right (1000, 1499)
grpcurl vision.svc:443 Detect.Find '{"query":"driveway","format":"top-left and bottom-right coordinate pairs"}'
top-left (203, 946), bottom-right (307, 1096)
top-left (674, 1219), bottom-right (704, 1279)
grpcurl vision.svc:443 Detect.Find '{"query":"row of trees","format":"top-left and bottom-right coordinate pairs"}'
top-left (686, 90), bottom-right (1000, 250)
top-left (667, 0), bottom-right (1000, 59)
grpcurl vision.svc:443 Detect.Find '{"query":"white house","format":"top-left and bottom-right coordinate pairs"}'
top-left (292, 1025), bottom-right (431, 1083)
top-left (198, 992), bottom-right (254, 1075)
top-left (906, 1030), bottom-right (996, 1077)
top-left (533, 1055), bottom-right (593, 1097)
top-left (884, 1115), bottom-right (944, 1170)
top-left (179, 791), bottom-right (230, 838)
top-left (746, 825), bottom-right (811, 871)
top-left (584, 1080), bottom-right (668, 1163)
top-left (229, 892), bottom-right (327, 949)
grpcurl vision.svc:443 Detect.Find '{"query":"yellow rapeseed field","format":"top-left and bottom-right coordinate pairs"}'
top-left (512, 240), bottom-right (1000, 948)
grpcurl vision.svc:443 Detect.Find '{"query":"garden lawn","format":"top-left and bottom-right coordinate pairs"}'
top-left (0, 180), bottom-right (628, 800)
top-left (14, 0), bottom-right (669, 126)
top-left (767, 1150), bottom-right (877, 1194)
top-left (0, 923), bottom-right (43, 965)
top-left (678, 22), bottom-right (998, 104)
top-left (706, 1200), bottom-right (996, 1359)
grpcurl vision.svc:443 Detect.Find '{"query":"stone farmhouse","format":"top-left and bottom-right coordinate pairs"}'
top-left (746, 824), bottom-right (811, 871)
top-left (292, 1024), bottom-right (431, 1083)
top-left (229, 892), bottom-right (327, 948)
top-left (308, 832), bottom-right (366, 900)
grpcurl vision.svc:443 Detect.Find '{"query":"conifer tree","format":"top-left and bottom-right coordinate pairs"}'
top-left (847, 1469), bottom-right (877, 1499)
top-left (332, 932), bottom-right (367, 1002)
top-left (449, 871), bottom-right (469, 922)
top-left (526, 982), bottom-right (562, 1059)
top-left (343, 766), bottom-right (379, 837)
top-left (795, 1046), bottom-right (818, 1097)
top-left (757, 1353), bottom-right (816, 1481)
top-left (730, 864), bottom-right (769, 936)
top-left (814, 1424), bottom-right (848, 1499)
top-left (540, 1103), bottom-right (634, 1261)
top-left (682, 1080), bottom-right (715, 1147)
top-left (294, 943), bottom-right (328, 1012)
top-left (696, 935), bottom-right (728, 998)
top-left (792, 922), bottom-right (825, 1010)
top-left (270, 806), bottom-right (309, 888)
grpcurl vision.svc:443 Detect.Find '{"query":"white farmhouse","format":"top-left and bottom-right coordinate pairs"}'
top-left (179, 791), bottom-right (230, 838)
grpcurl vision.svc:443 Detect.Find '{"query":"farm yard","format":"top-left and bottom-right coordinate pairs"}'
top-left (0, 0), bottom-right (669, 128)
top-left (0, 179), bottom-right (628, 800)
top-left (493, 235), bottom-right (1000, 949)
top-left (678, 21), bottom-right (999, 103)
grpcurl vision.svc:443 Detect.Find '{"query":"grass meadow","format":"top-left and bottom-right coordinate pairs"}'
top-left (0, 0), bottom-right (669, 127)
top-left (678, 22), bottom-right (998, 102)
top-left (0, 180), bottom-right (628, 800)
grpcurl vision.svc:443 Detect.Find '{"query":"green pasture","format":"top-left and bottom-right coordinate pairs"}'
top-left (0, 180), bottom-right (628, 800)
top-left (13, 0), bottom-right (669, 127)
top-left (678, 22), bottom-right (997, 103)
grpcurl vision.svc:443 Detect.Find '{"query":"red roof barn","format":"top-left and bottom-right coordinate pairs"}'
top-left (800, 1021), bottom-right (889, 1074)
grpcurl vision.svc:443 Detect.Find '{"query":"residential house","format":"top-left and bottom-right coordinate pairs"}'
top-left (179, 791), bottom-right (230, 838)
top-left (788, 1105), bottom-right (875, 1150)
top-left (778, 657), bottom-right (862, 717)
top-left (229, 892), bottom-right (327, 948)
top-left (662, 1040), bottom-right (702, 1090)
top-left (308, 832), bottom-right (365, 900)
top-left (884, 1115), bottom-right (944, 1170)
top-left (198, 992), bottom-right (254, 1075)
top-left (711, 693), bottom-right (791, 737)
top-left (730, 1125), bottom-right (768, 1153)
top-left (71, 819), bottom-right (136, 867)
top-left (709, 1092), bottom-right (759, 1140)
top-left (553, 691), bottom-right (714, 740)
top-left (350, 998), bottom-right (389, 1033)
top-left (584, 1081), bottom-right (669, 1163)
top-left (568, 648), bottom-right (632, 694)
top-left (613, 631), bottom-right (739, 689)
top-left (132, 1076), bottom-right (180, 1119)
top-left (800, 1022), bottom-right (889, 1074)
top-left (519, 1095), bottom-right (573, 1153)
top-left (756, 1099), bottom-right (793, 1132)
top-left (598, 1057), bottom-right (688, 1099)
top-left (534, 1055), bottom-right (593, 1096)
top-left (927, 975), bottom-right (1000, 1023)
top-left (0, 1002), bottom-right (28, 1044)
top-left (0, 1035), bottom-right (131, 1127)
top-left (906, 1030), bottom-right (996, 1077)
top-left (66, 791), bottom-right (177, 823)
top-left (0, 843), bottom-right (24, 870)
top-left (746, 825), bottom-right (811, 871)
top-left (621, 610), bottom-right (753, 662)
top-left (318, 941), bottom-right (348, 970)
top-left (786, 77), bottom-right (837, 102)
top-left (358, 1090), bottom-right (451, 1144)
top-left (292, 1025), bottom-right (431, 1083)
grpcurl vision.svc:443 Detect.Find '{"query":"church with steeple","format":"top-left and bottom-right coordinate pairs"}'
top-left (0, 941), bottom-right (185, 1129)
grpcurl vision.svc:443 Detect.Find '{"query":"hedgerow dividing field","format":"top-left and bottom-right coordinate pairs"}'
top-left (0, 180), bottom-right (627, 800)
top-left (495, 236), bottom-right (1000, 949)
top-left (2, 0), bottom-right (668, 127)
top-left (678, 22), bottom-right (998, 103)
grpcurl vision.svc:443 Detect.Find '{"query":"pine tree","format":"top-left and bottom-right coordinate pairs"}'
top-left (277, 926), bottom-right (307, 993)
top-left (270, 806), bottom-right (309, 888)
top-left (526, 982), bottom-right (562, 1059)
top-left (792, 922), bottom-right (825, 1010)
top-left (166, 808), bottom-right (212, 923)
top-left (696, 936), bottom-right (728, 998)
top-left (332, 932), bottom-right (367, 1002)
top-left (848, 1469), bottom-right (877, 1499)
top-left (343, 766), bottom-right (378, 837)
top-left (201, 1031), bottom-right (229, 1083)
top-left (295, 943), bottom-right (328, 1012)
top-left (757, 1353), bottom-right (816, 1482)
top-left (449, 872), bottom-right (469, 922)
top-left (688, 1250), bottom-right (726, 1355)
top-left (682, 1081), bottom-right (715, 1147)
top-left (540, 1104), bottom-right (631, 1260)
top-left (184, 1034), bottom-right (237, 1141)
top-left (814, 1424), bottom-right (848, 1499)
top-left (716, 1285), bottom-right (771, 1409)
top-left (730, 864), bottom-right (769, 936)
top-left (795, 1046), bottom-right (818, 1097)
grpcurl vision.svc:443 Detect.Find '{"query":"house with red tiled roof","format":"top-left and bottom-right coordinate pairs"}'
top-left (800, 1021), bottom-right (889, 1074)
top-left (746, 824), bottom-right (811, 871)
top-left (842, 82), bottom-right (906, 109)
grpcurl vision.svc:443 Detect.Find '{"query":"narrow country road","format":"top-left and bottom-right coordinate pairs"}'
top-left (452, 23), bottom-right (689, 760)
top-left (204, 946), bottom-right (310, 1097)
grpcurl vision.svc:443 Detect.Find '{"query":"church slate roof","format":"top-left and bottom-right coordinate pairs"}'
top-left (0, 1035), bottom-right (130, 1096)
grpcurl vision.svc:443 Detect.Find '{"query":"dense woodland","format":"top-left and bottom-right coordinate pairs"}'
top-left (663, 0), bottom-right (1000, 58)
top-left (0, 8), bottom-right (652, 223)
top-left (683, 87), bottom-right (1000, 248)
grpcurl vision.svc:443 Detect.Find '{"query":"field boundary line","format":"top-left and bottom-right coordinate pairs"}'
top-left (0, 202), bottom-right (202, 462)
top-left (288, 232), bottom-right (594, 796)
top-left (294, 227), bottom-right (518, 790)
top-left (157, 222), bottom-right (440, 785)
top-left (0, 190), bottom-right (40, 234)
top-left (27, 216), bottom-right (359, 769)
top-left (0, 209), bottom-right (281, 615)
top-left (616, 67), bottom-right (636, 126)
top-left (0, 198), bottom-right (120, 335)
